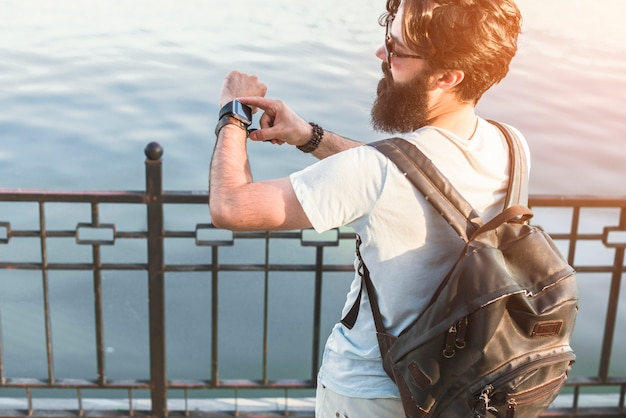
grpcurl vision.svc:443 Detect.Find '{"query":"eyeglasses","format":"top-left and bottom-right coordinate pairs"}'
top-left (385, 14), bottom-right (422, 65)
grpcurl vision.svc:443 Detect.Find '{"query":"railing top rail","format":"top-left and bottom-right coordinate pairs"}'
top-left (0, 189), bottom-right (147, 203)
top-left (529, 195), bottom-right (626, 207)
top-left (2, 189), bottom-right (626, 206)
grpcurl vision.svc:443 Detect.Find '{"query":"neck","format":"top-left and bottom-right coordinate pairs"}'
top-left (427, 101), bottom-right (478, 141)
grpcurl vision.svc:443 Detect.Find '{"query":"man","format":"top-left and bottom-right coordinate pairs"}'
top-left (209, 0), bottom-right (524, 416)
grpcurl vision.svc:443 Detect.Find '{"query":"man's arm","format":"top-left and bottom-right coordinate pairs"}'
top-left (209, 71), bottom-right (312, 231)
top-left (210, 70), bottom-right (365, 231)
top-left (209, 124), bottom-right (312, 231)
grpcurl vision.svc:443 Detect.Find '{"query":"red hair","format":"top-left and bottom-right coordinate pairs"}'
top-left (382, 0), bottom-right (522, 103)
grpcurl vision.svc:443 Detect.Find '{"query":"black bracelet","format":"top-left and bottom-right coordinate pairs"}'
top-left (297, 122), bottom-right (324, 153)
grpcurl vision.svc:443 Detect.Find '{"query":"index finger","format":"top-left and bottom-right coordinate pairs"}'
top-left (239, 96), bottom-right (277, 114)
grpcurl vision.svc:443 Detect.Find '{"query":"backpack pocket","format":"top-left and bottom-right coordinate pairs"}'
top-left (470, 351), bottom-right (575, 418)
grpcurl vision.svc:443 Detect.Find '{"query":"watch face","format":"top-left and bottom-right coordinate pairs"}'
top-left (232, 99), bottom-right (252, 125)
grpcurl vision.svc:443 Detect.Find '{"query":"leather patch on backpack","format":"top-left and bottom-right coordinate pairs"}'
top-left (408, 361), bottom-right (432, 389)
top-left (531, 320), bottom-right (563, 337)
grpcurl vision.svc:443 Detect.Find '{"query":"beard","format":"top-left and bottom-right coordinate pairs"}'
top-left (370, 63), bottom-right (432, 134)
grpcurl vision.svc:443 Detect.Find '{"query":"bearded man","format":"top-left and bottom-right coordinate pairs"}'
top-left (209, 0), bottom-right (525, 416)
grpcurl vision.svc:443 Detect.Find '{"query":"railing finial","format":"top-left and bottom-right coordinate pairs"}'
top-left (145, 142), bottom-right (164, 161)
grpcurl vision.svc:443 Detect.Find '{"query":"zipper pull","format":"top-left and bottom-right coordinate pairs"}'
top-left (474, 385), bottom-right (497, 418)
top-left (455, 316), bottom-right (468, 349)
top-left (506, 398), bottom-right (516, 418)
top-left (443, 324), bottom-right (457, 358)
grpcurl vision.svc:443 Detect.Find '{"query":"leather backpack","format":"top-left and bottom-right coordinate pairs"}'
top-left (341, 121), bottom-right (578, 417)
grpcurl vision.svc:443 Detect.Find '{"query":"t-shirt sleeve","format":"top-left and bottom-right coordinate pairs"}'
top-left (289, 146), bottom-right (389, 233)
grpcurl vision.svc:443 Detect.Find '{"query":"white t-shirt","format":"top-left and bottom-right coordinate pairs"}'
top-left (289, 118), bottom-right (529, 398)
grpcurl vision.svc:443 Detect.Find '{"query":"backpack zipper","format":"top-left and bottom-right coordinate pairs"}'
top-left (443, 317), bottom-right (469, 358)
top-left (474, 385), bottom-right (498, 418)
top-left (506, 399), bottom-right (516, 418)
top-left (471, 351), bottom-right (574, 417)
top-left (502, 372), bottom-right (569, 417)
top-left (470, 350), bottom-right (574, 394)
top-left (455, 316), bottom-right (468, 348)
top-left (443, 324), bottom-right (457, 358)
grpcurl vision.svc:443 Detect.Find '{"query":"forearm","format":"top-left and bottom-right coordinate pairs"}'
top-left (209, 125), bottom-right (252, 224)
top-left (308, 129), bottom-right (363, 159)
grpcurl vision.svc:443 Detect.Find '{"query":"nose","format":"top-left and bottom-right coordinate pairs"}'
top-left (375, 45), bottom-right (386, 62)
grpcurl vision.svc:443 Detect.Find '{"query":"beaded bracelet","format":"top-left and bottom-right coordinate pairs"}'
top-left (297, 122), bottom-right (324, 153)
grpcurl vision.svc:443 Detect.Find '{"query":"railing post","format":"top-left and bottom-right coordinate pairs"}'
top-left (599, 206), bottom-right (626, 382)
top-left (311, 246), bottom-right (323, 385)
top-left (145, 142), bottom-right (167, 418)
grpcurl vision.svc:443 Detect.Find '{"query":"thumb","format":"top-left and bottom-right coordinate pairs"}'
top-left (248, 126), bottom-right (283, 144)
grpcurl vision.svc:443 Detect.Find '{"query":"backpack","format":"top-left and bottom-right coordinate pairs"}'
top-left (340, 121), bottom-right (578, 418)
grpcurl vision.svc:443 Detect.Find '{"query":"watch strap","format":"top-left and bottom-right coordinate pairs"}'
top-left (215, 115), bottom-right (247, 137)
top-left (218, 101), bottom-right (235, 119)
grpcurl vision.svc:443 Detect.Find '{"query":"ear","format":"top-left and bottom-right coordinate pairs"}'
top-left (434, 69), bottom-right (465, 91)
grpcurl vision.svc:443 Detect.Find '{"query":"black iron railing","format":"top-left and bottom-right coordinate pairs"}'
top-left (0, 142), bottom-right (624, 417)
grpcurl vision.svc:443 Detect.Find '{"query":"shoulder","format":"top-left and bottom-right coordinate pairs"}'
top-left (288, 144), bottom-right (397, 232)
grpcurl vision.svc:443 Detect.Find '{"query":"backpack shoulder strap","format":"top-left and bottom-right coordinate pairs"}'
top-left (369, 120), bottom-right (528, 240)
top-left (369, 138), bottom-right (482, 240)
top-left (487, 120), bottom-right (529, 208)
top-left (340, 120), bottom-right (528, 330)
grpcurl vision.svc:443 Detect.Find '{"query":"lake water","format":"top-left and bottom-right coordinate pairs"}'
top-left (1, 0), bottom-right (626, 395)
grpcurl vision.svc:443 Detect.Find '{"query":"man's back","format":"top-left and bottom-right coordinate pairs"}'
top-left (290, 118), bottom-right (529, 399)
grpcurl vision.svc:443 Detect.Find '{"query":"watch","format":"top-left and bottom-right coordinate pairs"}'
top-left (219, 99), bottom-right (252, 125)
top-left (215, 99), bottom-right (253, 137)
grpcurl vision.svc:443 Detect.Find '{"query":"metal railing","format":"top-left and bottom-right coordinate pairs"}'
top-left (0, 142), bottom-right (624, 417)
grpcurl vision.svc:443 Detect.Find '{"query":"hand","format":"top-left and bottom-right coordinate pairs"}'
top-left (239, 96), bottom-right (312, 146)
top-left (219, 71), bottom-right (267, 109)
